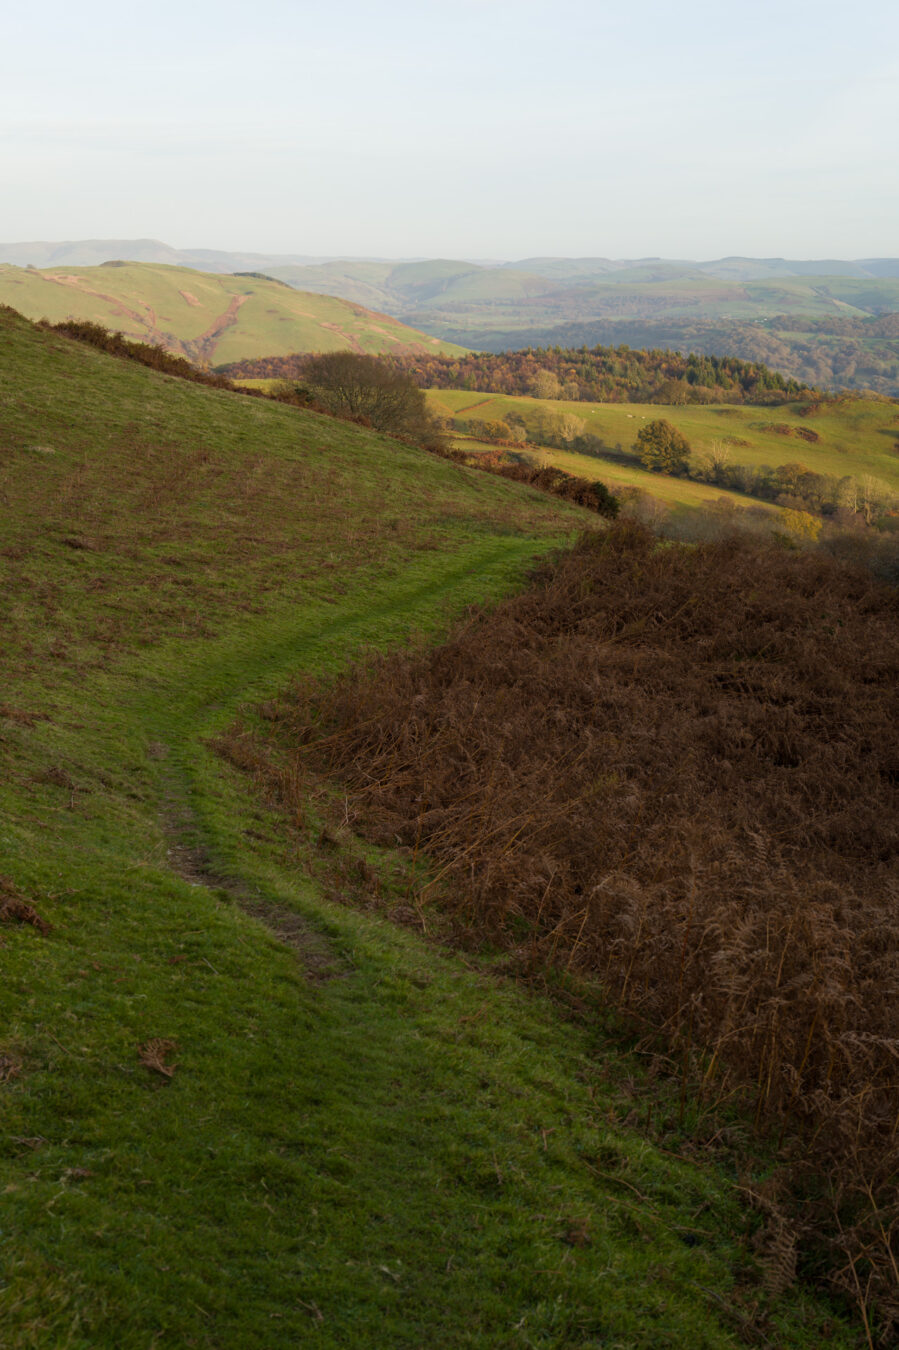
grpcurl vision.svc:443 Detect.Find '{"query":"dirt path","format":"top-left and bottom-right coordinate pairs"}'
top-left (156, 748), bottom-right (347, 982)
top-left (136, 541), bottom-right (549, 995)
top-left (40, 273), bottom-right (182, 353)
top-left (40, 271), bottom-right (250, 364)
top-left (320, 321), bottom-right (364, 354)
top-left (453, 397), bottom-right (496, 415)
top-left (188, 293), bottom-right (250, 364)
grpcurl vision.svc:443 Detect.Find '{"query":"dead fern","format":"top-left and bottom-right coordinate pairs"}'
top-left (137, 1038), bottom-right (178, 1079)
top-left (0, 877), bottom-right (52, 936)
top-left (0, 1055), bottom-right (22, 1085)
top-left (253, 522), bottom-right (899, 1336)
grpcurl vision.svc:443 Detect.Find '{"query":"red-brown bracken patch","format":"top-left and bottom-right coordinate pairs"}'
top-left (261, 522), bottom-right (899, 1334)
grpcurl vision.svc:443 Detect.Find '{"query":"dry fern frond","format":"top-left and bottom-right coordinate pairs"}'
top-left (0, 877), bottom-right (52, 936)
top-left (137, 1038), bottom-right (178, 1079)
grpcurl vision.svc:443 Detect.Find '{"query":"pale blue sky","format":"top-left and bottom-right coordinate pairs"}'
top-left (2, 0), bottom-right (897, 258)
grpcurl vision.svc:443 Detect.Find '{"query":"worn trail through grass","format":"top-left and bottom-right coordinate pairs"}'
top-left (0, 308), bottom-right (862, 1347)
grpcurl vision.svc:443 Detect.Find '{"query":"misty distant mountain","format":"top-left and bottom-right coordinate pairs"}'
top-left (0, 238), bottom-right (405, 272)
top-left (3, 239), bottom-right (898, 284)
top-left (507, 256), bottom-right (899, 282)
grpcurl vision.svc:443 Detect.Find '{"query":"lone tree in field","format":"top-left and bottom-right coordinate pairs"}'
top-left (294, 352), bottom-right (446, 450)
top-left (635, 418), bottom-right (692, 475)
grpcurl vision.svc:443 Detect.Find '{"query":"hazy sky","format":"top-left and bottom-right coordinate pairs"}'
top-left (3, 0), bottom-right (897, 259)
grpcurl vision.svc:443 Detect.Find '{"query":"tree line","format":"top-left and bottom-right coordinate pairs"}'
top-left (218, 344), bottom-right (814, 406)
top-left (433, 318), bottom-right (899, 398)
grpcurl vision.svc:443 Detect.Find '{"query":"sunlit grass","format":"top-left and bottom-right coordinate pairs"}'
top-left (0, 309), bottom-right (859, 1347)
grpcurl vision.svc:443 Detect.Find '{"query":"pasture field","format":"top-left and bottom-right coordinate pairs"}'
top-left (0, 308), bottom-right (859, 1347)
top-left (0, 264), bottom-right (464, 367)
top-left (429, 388), bottom-right (899, 489)
top-left (451, 436), bottom-right (781, 515)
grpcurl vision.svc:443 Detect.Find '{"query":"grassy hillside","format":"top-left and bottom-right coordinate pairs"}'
top-left (428, 389), bottom-right (899, 492)
top-left (267, 258), bottom-right (899, 325)
top-left (265, 258), bottom-right (557, 312)
top-left (0, 263), bottom-right (465, 366)
top-left (0, 309), bottom-right (864, 1346)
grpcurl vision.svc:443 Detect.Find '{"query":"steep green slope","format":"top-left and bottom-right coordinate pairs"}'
top-left (0, 310), bottom-right (858, 1347)
top-left (0, 262), bottom-right (465, 366)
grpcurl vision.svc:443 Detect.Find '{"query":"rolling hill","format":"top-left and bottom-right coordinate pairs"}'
top-left (0, 238), bottom-right (360, 271)
top-left (0, 262), bottom-right (465, 365)
top-left (5, 243), bottom-right (899, 392)
top-left (259, 259), bottom-right (899, 396)
top-left (0, 306), bottom-right (869, 1347)
top-left (269, 258), bottom-right (899, 325)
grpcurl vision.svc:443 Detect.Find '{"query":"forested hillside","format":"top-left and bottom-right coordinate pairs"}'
top-left (443, 316), bottom-right (899, 398)
top-left (220, 344), bottom-right (813, 405)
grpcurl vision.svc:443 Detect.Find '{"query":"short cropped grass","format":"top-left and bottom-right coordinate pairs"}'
top-left (0, 308), bottom-right (859, 1347)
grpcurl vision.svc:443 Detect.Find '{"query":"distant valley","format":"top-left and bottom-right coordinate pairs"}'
top-left (261, 256), bottom-right (899, 396)
top-left (2, 241), bottom-right (899, 393)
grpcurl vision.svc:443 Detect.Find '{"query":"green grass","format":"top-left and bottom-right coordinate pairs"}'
top-left (450, 436), bottom-right (779, 515)
top-left (430, 388), bottom-right (899, 491)
top-left (0, 264), bottom-right (466, 367)
top-left (0, 309), bottom-right (859, 1347)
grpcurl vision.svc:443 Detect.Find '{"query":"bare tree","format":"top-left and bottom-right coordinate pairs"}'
top-left (293, 352), bottom-right (446, 449)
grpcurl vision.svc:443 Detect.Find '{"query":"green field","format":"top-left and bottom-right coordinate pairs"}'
top-left (0, 308), bottom-right (860, 1347)
top-left (0, 263), bottom-right (466, 366)
top-left (457, 438), bottom-right (782, 514)
top-left (429, 388), bottom-right (899, 494)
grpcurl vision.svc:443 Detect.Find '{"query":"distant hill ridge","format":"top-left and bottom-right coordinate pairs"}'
top-left (4, 241), bottom-right (899, 391)
top-left (1, 238), bottom-right (897, 281)
top-left (0, 238), bottom-right (399, 271)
